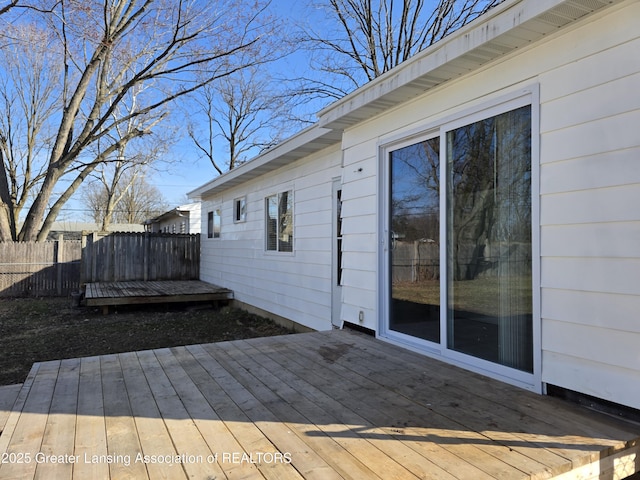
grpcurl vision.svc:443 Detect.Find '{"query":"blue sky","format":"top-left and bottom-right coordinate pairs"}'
top-left (121, 0), bottom-right (326, 210)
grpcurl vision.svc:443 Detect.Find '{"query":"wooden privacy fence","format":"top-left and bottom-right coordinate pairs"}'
top-left (392, 240), bottom-right (440, 283)
top-left (81, 232), bottom-right (200, 283)
top-left (0, 238), bottom-right (82, 297)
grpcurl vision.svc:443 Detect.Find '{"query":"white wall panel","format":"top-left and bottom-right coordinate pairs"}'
top-left (541, 222), bottom-right (640, 258)
top-left (541, 72), bottom-right (640, 134)
top-left (540, 147), bottom-right (640, 195)
top-left (199, 146), bottom-right (341, 331)
top-left (541, 184), bottom-right (640, 225)
top-left (543, 319), bottom-right (640, 371)
top-left (540, 110), bottom-right (640, 164)
top-left (542, 351), bottom-right (640, 410)
top-left (541, 257), bottom-right (640, 296)
top-left (542, 288), bottom-right (640, 333)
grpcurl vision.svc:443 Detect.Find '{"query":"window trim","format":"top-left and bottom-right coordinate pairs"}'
top-left (207, 208), bottom-right (221, 239)
top-left (234, 196), bottom-right (247, 223)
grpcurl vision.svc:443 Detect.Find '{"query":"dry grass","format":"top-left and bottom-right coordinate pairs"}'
top-left (393, 277), bottom-right (532, 316)
top-left (0, 297), bottom-right (293, 386)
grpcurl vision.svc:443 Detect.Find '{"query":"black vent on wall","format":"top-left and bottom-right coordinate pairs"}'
top-left (547, 385), bottom-right (640, 425)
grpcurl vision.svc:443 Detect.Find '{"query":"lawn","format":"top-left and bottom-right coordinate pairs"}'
top-left (393, 276), bottom-right (533, 317)
top-left (0, 297), bottom-right (293, 386)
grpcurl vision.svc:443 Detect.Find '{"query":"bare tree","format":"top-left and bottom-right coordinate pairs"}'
top-left (0, 22), bottom-right (62, 241)
top-left (0, 0), bottom-right (273, 242)
top-left (82, 170), bottom-right (168, 226)
top-left (117, 174), bottom-right (169, 224)
top-left (301, 0), bottom-right (504, 99)
top-left (86, 146), bottom-right (163, 231)
top-left (187, 68), bottom-right (292, 174)
top-left (88, 82), bottom-right (169, 231)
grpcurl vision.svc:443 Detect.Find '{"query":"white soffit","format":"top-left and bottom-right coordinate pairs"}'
top-left (318, 0), bottom-right (622, 130)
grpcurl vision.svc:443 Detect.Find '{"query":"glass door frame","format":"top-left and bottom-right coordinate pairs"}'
top-left (379, 129), bottom-right (443, 356)
top-left (378, 86), bottom-right (542, 392)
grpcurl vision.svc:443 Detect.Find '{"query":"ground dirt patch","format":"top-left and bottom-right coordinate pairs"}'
top-left (0, 297), bottom-right (293, 386)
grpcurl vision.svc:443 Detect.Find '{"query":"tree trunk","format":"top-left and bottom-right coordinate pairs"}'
top-left (101, 195), bottom-right (116, 232)
top-left (0, 204), bottom-right (12, 242)
top-left (0, 151), bottom-right (16, 241)
top-left (21, 171), bottom-right (58, 241)
top-left (36, 162), bottom-right (101, 242)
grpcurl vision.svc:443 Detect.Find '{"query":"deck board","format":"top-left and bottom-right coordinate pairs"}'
top-left (0, 385), bottom-right (21, 437)
top-left (243, 336), bottom-right (499, 479)
top-left (216, 339), bottom-right (438, 479)
top-left (83, 280), bottom-right (233, 309)
top-left (314, 332), bottom-right (639, 477)
top-left (1, 330), bottom-right (638, 480)
top-left (73, 356), bottom-right (109, 480)
top-left (256, 333), bottom-right (547, 479)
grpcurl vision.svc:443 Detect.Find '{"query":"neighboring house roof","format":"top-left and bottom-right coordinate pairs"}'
top-left (144, 203), bottom-right (200, 225)
top-left (189, 0), bottom-right (623, 199)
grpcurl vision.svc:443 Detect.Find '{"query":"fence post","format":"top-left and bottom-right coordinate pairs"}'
top-left (80, 231), bottom-right (89, 285)
top-left (144, 231), bottom-right (149, 281)
top-left (90, 232), bottom-right (98, 283)
top-left (56, 233), bottom-right (64, 295)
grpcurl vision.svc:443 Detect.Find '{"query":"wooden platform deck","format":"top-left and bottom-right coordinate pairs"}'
top-left (84, 280), bottom-right (233, 311)
top-left (0, 330), bottom-right (638, 480)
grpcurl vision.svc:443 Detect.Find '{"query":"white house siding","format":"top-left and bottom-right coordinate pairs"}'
top-left (200, 145), bottom-right (342, 332)
top-left (339, 140), bottom-right (380, 328)
top-left (337, 1), bottom-right (640, 407)
top-left (183, 203), bottom-right (201, 234)
top-left (537, 1), bottom-right (640, 409)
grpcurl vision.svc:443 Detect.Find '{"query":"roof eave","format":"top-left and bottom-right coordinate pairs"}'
top-left (318, 0), bottom-right (620, 130)
top-left (189, 124), bottom-right (342, 199)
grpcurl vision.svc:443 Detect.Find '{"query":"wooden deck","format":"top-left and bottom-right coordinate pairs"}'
top-left (0, 330), bottom-right (638, 480)
top-left (0, 385), bottom-right (21, 437)
top-left (84, 280), bottom-right (233, 311)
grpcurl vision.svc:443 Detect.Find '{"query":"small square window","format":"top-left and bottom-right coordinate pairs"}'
top-left (234, 197), bottom-right (247, 223)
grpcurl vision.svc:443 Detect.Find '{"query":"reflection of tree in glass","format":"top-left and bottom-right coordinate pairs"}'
top-left (391, 137), bottom-right (440, 243)
top-left (279, 191), bottom-right (293, 252)
top-left (447, 106), bottom-right (531, 281)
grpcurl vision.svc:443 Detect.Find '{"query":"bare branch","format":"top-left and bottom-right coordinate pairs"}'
top-left (2, 0), bottom-right (275, 241)
top-left (300, 0), bottom-right (505, 101)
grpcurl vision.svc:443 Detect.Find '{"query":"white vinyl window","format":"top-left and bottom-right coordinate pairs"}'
top-left (265, 191), bottom-right (293, 252)
top-left (234, 197), bottom-right (247, 223)
top-left (207, 209), bottom-right (221, 239)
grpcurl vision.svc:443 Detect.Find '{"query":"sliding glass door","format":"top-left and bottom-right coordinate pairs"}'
top-left (385, 101), bottom-right (534, 376)
top-left (389, 137), bottom-right (440, 344)
top-left (446, 105), bottom-right (533, 372)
